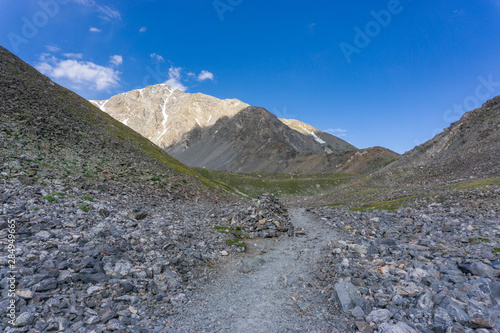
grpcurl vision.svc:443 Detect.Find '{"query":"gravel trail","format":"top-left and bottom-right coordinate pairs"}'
top-left (167, 208), bottom-right (339, 332)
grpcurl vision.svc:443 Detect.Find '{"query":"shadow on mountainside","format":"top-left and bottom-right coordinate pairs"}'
top-left (165, 106), bottom-right (400, 174)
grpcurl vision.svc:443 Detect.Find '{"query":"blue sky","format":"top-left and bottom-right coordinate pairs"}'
top-left (2, 0), bottom-right (500, 153)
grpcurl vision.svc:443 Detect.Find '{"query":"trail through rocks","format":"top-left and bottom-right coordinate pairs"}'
top-left (167, 208), bottom-right (338, 332)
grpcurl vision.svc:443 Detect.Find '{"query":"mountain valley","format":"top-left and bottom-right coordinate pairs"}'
top-left (91, 86), bottom-right (399, 174)
top-left (1, 45), bottom-right (499, 333)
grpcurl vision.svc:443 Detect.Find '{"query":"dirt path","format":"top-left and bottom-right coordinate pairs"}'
top-left (167, 208), bottom-right (340, 332)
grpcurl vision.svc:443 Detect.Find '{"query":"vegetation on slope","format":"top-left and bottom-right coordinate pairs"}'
top-left (192, 167), bottom-right (363, 198)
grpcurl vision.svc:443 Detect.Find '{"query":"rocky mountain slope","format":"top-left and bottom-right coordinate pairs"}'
top-left (310, 203), bottom-right (499, 333)
top-left (91, 85), bottom-right (250, 150)
top-left (164, 106), bottom-right (358, 173)
top-left (381, 96), bottom-right (500, 183)
top-left (1, 46), bottom-right (499, 333)
top-left (305, 96), bottom-right (500, 209)
top-left (164, 106), bottom-right (399, 174)
top-left (0, 46), bottom-right (296, 331)
top-left (91, 84), bottom-right (401, 174)
top-left (0, 46), bottom-right (229, 199)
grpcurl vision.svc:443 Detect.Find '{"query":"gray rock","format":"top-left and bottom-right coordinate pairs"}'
top-left (34, 230), bottom-right (52, 239)
top-left (15, 312), bottom-right (35, 326)
top-left (446, 323), bottom-right (467, 333)
top-left (33, 278), bottom-right (58, 291)
top-left (104, 259), bottom-right (132, 278)
top-left (368, 308), bottom-right (392, 324)
top-left (119, 280), bottom-right (137, 294)
top-left (433, 307), bottom-right (453, 333)
top-left (107, 318), bottom-right (127, 330)
top-left (356, 321), bottom-right (374, 333)
top-left (474, 329), bottom-right (491, 333)
top-left (55, 316), bottom-right (69, 331)
top-left (458, 262), bottom-right (498, 277)
top-left (468, 317), bottom-right (494, 329)
top-left (417, 291), bottom-right (434, 311)
top-left (98, 207), bottom-right (110, 217)
top-left (70, 321), bottom-right (86, 331)
top-left (70, 305), bottom-right (85, 316)
top-left (489, 281), bottom-right (500, 299)
top-left (334, 282), bottom-right (358, 313)
top-left (100, 309), bottom-right (118, 323)
top-left (441, 297), bottom-right (469, 325)
top-left (351, 305), bottom-right (365, 318)
top-left (77, 272), bottom-right (109, 284)
top-left (86, 315), bottom-right (100, 325)
top-left (5, 160), bottom-right (22, 170)
top-left (379, 322), bottom-right (417, 333)
top-left (355, 297), bottom-right (373, 315)
top-left (127, 207), bottom-right (148, 220)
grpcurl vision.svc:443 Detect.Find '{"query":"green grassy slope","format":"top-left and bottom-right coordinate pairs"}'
top-left (193, 167), bottom-right (363, 198)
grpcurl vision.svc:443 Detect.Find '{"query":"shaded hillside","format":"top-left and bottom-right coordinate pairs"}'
top-left (0, 46), bottom-right (229, 200)
top-left (91, 85), bottom-right (368, 174)
top-left (166, 106), bottom-right (338, 172)
top-left (165, 106), bottom-right (399, 174)
top-left (380, 96), bottom-right (500, 184)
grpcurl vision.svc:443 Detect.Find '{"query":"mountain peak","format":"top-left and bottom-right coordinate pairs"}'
top-left (90, 86), bottom-right (250, 148)
top-left (482, 95), bottom-right (500, 109)
top-left (91, 87), bottom-right (376, 173)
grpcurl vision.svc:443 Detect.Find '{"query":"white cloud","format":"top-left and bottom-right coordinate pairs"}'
top-left (36, 54), bottom-right (120, 91)
top-left (97, 5), bottom-right (121, 21)
top-left (110, 55), bottom-right (123, 66)
top-left (46, 45), bottom-right (60, 53)
top-left (89, 27), bottom-right (101, 32)
top-left (72, 0), bottom-right (95, 5)
top-left (325, 128), bottom-right (348, 137)
top-left (309, 23), bottom-right (316, 31)
top-left (139, 27), bottom-right (147, 33)
top-left (165, 66), bottom-right (187, 92)
top-left (63, 53), bottom-right (83, 59)
top-left (73, 0), bottom-right (121, 21)
top-left (197, 70), bottom-right (214, 81)
top-left (150, 53), bottom-right (165, 63)
top-left (145, 55), bottom-right (215, 91)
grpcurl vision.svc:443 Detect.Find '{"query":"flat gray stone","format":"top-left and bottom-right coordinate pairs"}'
top-left (368, 308), bottom-right (392, 324)
top-left (15, 312), bottom-right (35, 326)
top-left (379, 321), bottom-right (418, 333)
top-left (334, 282), bottom-right (358, 313)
